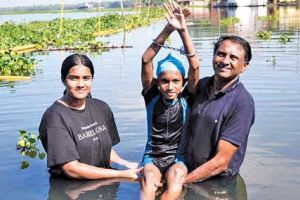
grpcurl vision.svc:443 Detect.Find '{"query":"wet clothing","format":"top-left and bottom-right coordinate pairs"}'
top-left (39, 98), bottom-right (120, 176)
top-left (142, 81), bottom-right (192, 171)
top-left (186, 76), bottom-right (255, 175)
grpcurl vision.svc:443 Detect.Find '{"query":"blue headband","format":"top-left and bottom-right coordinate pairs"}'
top-left (156, 53), bottom-right (185, 77)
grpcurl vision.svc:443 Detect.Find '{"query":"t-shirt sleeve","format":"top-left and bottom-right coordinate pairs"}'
top-left (142, 80), bottom-right (159, 106)
top-left (39, 110), bottom-right (80, 168)
top-left (102, 103), bottom-right (120, 146)
top-left (219, 95), bottom-right (255, 147)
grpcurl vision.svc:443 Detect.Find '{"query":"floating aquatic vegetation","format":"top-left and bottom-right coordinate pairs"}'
top-left (256, 30), bottom-right (272, 40)
top-left (279, 33), bottom-right (291, 44)
top-left (0, 8), bottom-right (164, 51)
top-left (16, 130), bottom-right (45, 169)
top-left (220, 17), bottom-right (240, 26)
top-left (0, 51), bottom-right (37, 76)
top-left (257, 15), bottom-right (279, 22)
top-left (0, 8), bottom-right (165, 77)
top-left (266, 56), bottom-right (277, 66)
top-left (199, 20), bottom-right (210, 27)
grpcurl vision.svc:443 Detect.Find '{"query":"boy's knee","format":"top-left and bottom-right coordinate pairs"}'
top-left (142, 168), bottom-right (161, 191)
top-left (169, 164), bottom-right (187, 177)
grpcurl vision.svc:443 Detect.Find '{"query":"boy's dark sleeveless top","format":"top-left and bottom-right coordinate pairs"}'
top-left (142, 82), bottom-right (192, 168)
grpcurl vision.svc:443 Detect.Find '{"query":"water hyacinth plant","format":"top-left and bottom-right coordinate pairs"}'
top-left (279, 33), bottom-right (291, 44)
top-left (266, 56), bottom-right (277, 66)
top-left (0, 8), bottom-right (164, 51)
top-left (0, 51), bottom-right (37, 76)
top-left (16, 130), bottom-right (45, 169)
top-left (257, 15), bottom-right (279, 22)
top-left (199, 20), bottom-right (211, 27)
top-left (256, 30), bottom-right (272, 40)
top-left (0, 8), bottom-right (165, 77)
top-left (220, 17), bottom-right (240, 26)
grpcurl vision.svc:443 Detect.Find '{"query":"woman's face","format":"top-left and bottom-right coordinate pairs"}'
top-left (63, 64), bottom-right (93, 100)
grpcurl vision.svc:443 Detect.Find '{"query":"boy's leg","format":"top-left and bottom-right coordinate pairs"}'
top-left (161, 163), bottom-right (187, 200)
top-left (140, 163), bottom-right (162, 200)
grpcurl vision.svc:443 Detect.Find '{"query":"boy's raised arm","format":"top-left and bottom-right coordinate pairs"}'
top-left (141, 25), bottom-right (175, 92)
top-left (164, 1), bottom-right (199, 95)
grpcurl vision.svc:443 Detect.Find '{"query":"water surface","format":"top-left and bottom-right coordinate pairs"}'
top-left (0, 6), bottom-right (299, 199)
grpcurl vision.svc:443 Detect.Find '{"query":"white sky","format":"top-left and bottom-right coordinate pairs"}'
top-left (0, 0), bottom-right (93, 8)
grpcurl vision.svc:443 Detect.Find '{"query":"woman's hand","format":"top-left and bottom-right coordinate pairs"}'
top-left (123, 167), bottom-right (143, 180)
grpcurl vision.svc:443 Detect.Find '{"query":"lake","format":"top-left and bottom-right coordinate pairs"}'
top-left (0, 5), bottom-right (299, 200)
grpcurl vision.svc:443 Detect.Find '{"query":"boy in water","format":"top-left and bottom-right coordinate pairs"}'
top-left (140, 1), bottom-right (199, 199)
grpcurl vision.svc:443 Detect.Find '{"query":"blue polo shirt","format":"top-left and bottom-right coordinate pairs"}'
top-left (186, 76), bottom-right (255, 175)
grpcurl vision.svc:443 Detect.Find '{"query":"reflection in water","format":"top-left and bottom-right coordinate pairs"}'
top-left (48, 178), bottom-right (120, 200)
top-left (0, 5), bottom-right (300, 200)
top-left (184, 174), bottom-right (247, 200)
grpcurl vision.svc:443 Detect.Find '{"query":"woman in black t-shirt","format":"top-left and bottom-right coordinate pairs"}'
top-left (39, 53), bottom-right (142, 179)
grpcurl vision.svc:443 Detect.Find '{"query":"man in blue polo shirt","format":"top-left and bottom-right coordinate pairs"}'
top-left (185, 35), bottom-right (255, 183)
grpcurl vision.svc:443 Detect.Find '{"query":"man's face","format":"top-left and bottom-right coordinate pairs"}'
top-left (213, 40), bottom-right (248, 80)
top-left (157, 70), bottom-right (183, 100)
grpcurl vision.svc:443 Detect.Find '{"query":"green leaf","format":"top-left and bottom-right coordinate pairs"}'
top-left (21, 161), bottom-right (29, 169)
top-left (19, 129), bottom-right (27, 137)
top-left (28, 138), bottom-right (36, 144)
top-left (39, 152), bottom-right (46, 160)
top-left (28, 150), bottom-right (37, 158)
top-left (26, 143), bottom-right (31, 148)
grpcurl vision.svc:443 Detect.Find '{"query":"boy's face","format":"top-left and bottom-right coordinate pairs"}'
top-left (157, 70), bottom-right (183, 100)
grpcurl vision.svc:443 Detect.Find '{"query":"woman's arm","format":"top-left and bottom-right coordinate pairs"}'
top-left (62, 160), bottom-right (142, 180)
top-left (110, 148), bottom-right (139, 169)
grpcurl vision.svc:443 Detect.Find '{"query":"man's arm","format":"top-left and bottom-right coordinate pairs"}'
top-left (185, 139), bottom-right (238, 183)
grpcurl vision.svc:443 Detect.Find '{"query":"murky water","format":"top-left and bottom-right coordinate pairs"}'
top-left (0, 6), bottom-right (299, 199)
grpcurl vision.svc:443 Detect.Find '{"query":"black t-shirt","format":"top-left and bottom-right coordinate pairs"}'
top-left (39, 98), bottom-right (120, 176)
